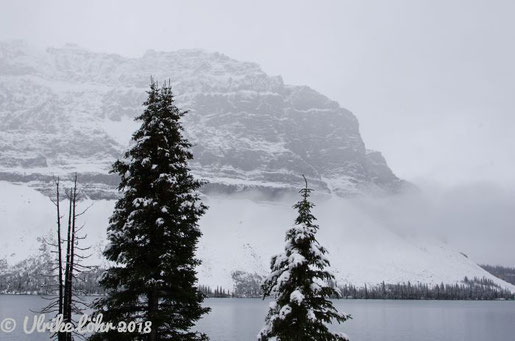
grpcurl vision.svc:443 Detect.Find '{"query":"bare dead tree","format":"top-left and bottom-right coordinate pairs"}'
top-left (57, 177), bottom-right (64, 319)
top-left (41, 174), bottom-right (93, 341)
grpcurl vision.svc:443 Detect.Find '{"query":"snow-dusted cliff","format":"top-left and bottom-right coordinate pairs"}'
top-left (0, 40), bottom-right (404, 198)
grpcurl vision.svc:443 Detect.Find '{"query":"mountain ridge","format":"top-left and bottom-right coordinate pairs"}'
top-left (0, 40), bottom-right (405, 198)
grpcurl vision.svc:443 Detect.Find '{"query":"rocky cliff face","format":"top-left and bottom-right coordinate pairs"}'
top-left (0, 41), bottom-right (404, 198)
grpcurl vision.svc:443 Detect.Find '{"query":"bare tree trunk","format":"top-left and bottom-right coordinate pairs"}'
top-left (67, 176), bottom-right (78, 341)
top-left (63, 175), bottom-right (77, 341)
top-left (55, 178), bottom-right (65, 341)
top-left (148, 289), bottom-right (158, 341)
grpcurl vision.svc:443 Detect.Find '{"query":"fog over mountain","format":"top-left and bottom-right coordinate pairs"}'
top-left (0, 40), bottom-right (513, 293)
top-left (1, 1), bottom-right (514, 271)
top-left (1, 5), bottom-right (515, 341)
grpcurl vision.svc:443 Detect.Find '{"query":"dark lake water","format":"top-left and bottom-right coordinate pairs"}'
top-left (1, 295), bottom-right (514, 340)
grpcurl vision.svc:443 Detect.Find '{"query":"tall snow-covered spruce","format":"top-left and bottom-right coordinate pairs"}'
top-left (258, 177), bottom-right (350, 341)
top-left (91, 80), bottom-right (209, 341)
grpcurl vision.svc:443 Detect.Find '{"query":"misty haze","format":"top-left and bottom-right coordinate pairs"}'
top-left (0, 1), bottom-right (514, 341)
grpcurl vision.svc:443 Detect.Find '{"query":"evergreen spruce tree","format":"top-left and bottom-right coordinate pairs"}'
top-left (258, 177), bottom-right (350, 341)
top-left (91, 80), bottom-right (209, 341)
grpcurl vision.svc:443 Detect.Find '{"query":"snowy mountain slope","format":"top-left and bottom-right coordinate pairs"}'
top-left (0, 40), bottom-right (405, 198)
top-left (197, 195), bottom-right (515, 292)
top-left (1, 41), bottom-right (509, 293)
top-left (1, 181), bottom-right (513, 293)
top-left (0, 181), bottom-right (111, 266)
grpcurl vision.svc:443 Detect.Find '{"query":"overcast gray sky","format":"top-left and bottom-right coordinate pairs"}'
top-left (1, 0), bottom-right (514, 264)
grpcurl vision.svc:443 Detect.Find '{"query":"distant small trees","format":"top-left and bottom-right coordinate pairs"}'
top-left (199, 285), bottom-right (231, 298)
top-left (338, 278), bottom-right (514, 300)
top-left (259, 177), bottom-right (350, 341)
top-left (481, 264), bottom-right (515, 286)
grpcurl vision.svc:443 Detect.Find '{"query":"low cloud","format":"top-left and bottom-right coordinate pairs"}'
top-left (334, 181), bottom-right (515, 266)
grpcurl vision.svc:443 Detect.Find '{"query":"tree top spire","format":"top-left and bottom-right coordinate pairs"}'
top-left (300, 174), bottom-right (313, 201)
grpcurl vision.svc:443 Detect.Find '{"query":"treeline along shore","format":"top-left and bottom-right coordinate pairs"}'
top-left (1, 264), bottom-right (513, 300)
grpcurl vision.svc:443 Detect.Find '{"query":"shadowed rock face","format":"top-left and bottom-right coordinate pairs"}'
top-left (0, 41), bottom-right (405, 198)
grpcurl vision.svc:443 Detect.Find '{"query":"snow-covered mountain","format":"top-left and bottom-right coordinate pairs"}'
top-left (1, 41), bottom-right (512, 293)
top-left (1, 181), bottom-right (513, 292)
top-left (0, 40), bottom-right (404, 198)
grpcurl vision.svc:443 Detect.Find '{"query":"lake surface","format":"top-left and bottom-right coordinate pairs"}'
top-left (1, 295), bottom-right (514, 340)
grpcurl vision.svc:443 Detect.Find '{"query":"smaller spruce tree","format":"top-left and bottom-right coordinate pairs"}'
top-left (258, 176), bottom-right (350, 341)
